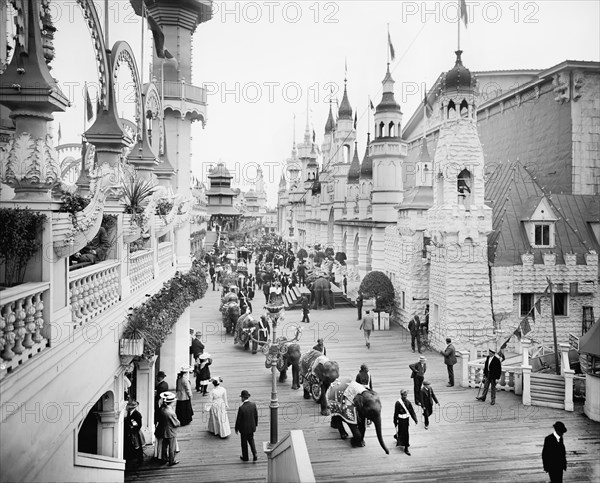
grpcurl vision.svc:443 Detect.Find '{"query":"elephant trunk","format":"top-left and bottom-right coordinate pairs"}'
top-left (372, 415), bottom-right (389, 455)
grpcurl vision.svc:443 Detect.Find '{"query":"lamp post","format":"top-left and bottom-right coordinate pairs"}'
top-left (265, 290), bottom-right (285, 447)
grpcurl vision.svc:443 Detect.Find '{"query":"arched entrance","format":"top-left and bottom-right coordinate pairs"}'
top-left (328, 207), bottom-right (334, 244)
top-left (366, 236), bottom-right (372, 272)
top-left (353, 232), bottom-right (359, 267)
top-left (77, 390), bottom-right (119, 458)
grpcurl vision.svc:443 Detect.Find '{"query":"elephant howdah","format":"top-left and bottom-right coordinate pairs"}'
top-left (300, 349), bottom-right (340, 415)
top-left (221, 301), bottom-right (240, 335)
top-left (326, 377), bottom-right (389, 454)
top-left (253, 327), bottom-right (302, 390)
top-left (234, 313), bottom-right (269, 354)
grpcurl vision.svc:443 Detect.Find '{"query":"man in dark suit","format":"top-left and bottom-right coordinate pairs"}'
top-left (542, 421), bottom-right (568, 482)
top-left (356, 294), bottom-right (363, 321)
top-left (442, 337), bottom-right (458, 387)
top-left (408, 314), bottom-right (422, 353)
top-left (190, 332), bottom-right (205, 391)
top-left (409, 355), bottom-right (427, 406)
top-left (154, 371), bottom-right (169, 424)
top-left (476, 349), bottom-right (503, 405)
top-left (235, 390), bottom-right (258, 462)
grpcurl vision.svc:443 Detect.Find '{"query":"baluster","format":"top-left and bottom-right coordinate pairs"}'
top-left (12, 299), bottom-right (26, 355)
top-left (1, 306), bottom-right (16, 360)
top-left (22, 295), bottom-right (35, 349)
top-left (70, 280), bottom-right (80, 324)
top-left (81, 276), bottom-right (90, 316)
top-left (32, 293), bottom-right (44, 344)
top-left (90, 273), bottom-right (99, 311)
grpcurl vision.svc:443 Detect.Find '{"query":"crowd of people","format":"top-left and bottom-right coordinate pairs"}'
top-left (121, 236), bottom-right (570, 481)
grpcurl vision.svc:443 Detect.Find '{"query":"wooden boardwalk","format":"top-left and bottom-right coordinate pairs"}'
top-left (126, 285), bottom-right (600, 483)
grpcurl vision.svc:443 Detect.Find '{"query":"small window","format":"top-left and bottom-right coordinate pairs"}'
top-left (535, 224), bottom-right (550, 246)
top-left (554, 293), bottom-right (568, 316)
top-left (520, 293), bottom-right (534, 317)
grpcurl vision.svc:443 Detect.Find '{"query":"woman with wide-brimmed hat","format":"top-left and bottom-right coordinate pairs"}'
top-left (206, 376), bottom-right (231, 438)
top-left (195, 352), bottom-right (212, 396)
top-left (175, 366), bottom-right (194, 426)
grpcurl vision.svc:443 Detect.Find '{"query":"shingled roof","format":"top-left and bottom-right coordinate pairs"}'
top-left (486, 160), bottom-right (600, 268)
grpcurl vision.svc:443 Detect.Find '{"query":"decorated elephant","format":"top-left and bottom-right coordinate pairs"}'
top-left (234, 313), bottom-right (270, 354)
top-left (221, 301), bottom-right (240, 335)
top-left (299, 349), bottom-right (340, 415)
top-left (252, 327), bottom-right (303, 389)
top-left (326, 377), bottom-right (389, 454)
top-left (311, 277), bottom-right (332, 310)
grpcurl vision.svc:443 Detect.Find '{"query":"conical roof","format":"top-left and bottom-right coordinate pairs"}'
top-left (347, 143), bottom-right (360, 184)
top-left (338, 83), bottom-right (353, 120)
top-left (376, 65), bottom-right (401, 114)
top-left (324, 104), bottom-right (335, 133)
top-left (360, 133), bottom-right (373, 179)
top-left (208, 162), bottom-right (232, 178)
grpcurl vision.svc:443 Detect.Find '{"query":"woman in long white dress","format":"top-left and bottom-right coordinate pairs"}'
top-left (207, 377), bottom-right (231, 438)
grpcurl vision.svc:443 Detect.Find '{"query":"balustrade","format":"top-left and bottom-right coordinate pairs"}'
top-left (128, 249), bottom-right (155, 294)
top-left (158, 242), bottom-right (174, 273)
top-left (0, 282), bottom-right (50, 376)
top-left (69, 261), bottom-right (121, 326)
top-left (467, 359), bottom-right (519, 393)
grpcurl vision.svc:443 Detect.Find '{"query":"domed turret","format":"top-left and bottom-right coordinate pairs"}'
top-left (444, 50), bottom-right (473, 93)
top-left (338, 83), bottom-right (353, 120)
top-left (360, 133), bottom-right (373, 179)
top-left (324, 104), bottom-right (335, 133)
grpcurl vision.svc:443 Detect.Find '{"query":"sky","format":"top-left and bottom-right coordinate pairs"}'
top-left (9, 1), bottom-right (599, 206)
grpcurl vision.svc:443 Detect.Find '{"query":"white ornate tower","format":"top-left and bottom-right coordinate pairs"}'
top-left (369, 65), bottom-right (407, 270)
top-left (427, 50), bottom-right (494, 350)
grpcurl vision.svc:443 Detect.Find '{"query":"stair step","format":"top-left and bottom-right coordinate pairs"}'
top-left (531, 392), bottom-right (565, 401)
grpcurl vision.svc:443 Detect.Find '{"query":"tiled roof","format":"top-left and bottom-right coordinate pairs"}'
top-left (486, 161), bottom-right (600, 267)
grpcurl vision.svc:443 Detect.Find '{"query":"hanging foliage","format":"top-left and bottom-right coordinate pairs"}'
top-left (121, 259), bottom-right (208, 359)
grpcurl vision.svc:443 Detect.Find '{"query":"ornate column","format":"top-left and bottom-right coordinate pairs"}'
top-left (135, 356), bottom-right (158, 444)
top-left (0, 1), bottom-right (69, 200)
top-left (521, 338), bottom-right (532, 406)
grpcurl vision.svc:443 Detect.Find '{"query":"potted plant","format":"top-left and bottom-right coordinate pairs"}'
top-left (0, 208), bottom-right (47, 287)
top-left (119, 324), bottom-right (147, 360)
top-left (122, 174), bottom-right (154, 229)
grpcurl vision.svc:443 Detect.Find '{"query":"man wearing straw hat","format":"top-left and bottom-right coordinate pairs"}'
top-left (409, 355), bottom-right (427, 406)
top-left (155, 392), bottom-right (180, 466)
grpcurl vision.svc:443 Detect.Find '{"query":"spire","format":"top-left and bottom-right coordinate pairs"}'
top-left (360, 133), bottom-right (373, 179)
top-left (324, 101), bottom-right (335, 134)
top-left (338, 78), bottom-right (353, 121)
top-left (376, 64), bottom-right (401, 114)
top-left (279, 171), bottom-right (286, 189)
top-left (304, 91), bottom-right (311, 142)
top-left (347, 141), bottom-right (361, 184)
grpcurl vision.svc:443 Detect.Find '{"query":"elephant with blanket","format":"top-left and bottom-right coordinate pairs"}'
top-left (326, 377), bottom-right (389, 454)
top-left (299, 349), bottom-right (339, 415)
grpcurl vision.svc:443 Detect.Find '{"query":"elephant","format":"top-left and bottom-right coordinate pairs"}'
top-left (311, 277), bottom-right (332, 310)
top-left (221, 301), bottom-right (240, 335)
top-left (234, 313), bottom-right (270, 354)
top-left (299, 349), bottom-right (340, 415)
top-left (251, 327), bottom-right (303, 389)
top-left (326, 377), bottom-right (389, 454)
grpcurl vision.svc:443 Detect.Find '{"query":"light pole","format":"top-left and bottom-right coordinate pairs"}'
top-left (264, 290), bottom-right (285, 447)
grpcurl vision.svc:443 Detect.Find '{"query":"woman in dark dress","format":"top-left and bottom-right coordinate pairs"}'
top-left (124, 400), bottom-right (145, 466)
top-left (175, 366), bottom-right (194, 426)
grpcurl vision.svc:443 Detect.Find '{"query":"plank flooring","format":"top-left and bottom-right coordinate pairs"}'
top-left (126, 279), bottom-right (600, 483)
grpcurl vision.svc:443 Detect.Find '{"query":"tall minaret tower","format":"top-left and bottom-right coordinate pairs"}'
top-left (369, 64), bottom-right (407, 270)
top-left (427, 50), bottom-right (493, 350)
top-left (147, 0), bottom-right (212, 385)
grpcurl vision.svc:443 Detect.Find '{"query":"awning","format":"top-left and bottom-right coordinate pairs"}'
top-left (579, 320), bottom-right (600, 357)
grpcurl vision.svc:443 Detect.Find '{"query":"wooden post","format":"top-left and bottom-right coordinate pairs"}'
top-left (547, 277), bottom-right (560, 375)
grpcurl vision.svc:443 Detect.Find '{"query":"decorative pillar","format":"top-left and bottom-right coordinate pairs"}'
top-left (0, 1), bottom-right (69, 200)
top-left (96, 410), bottom-right (119, 458)
top-left (521, 338), bottom-right (532, 406)
top-left (456, 350), bottom-right (470, 388)
top-left (135, 356), bottom-right (158, 444)
top-left (559, 343), bottom-right (574, 411)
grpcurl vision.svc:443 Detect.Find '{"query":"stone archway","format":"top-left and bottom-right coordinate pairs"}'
top-left (328, 207), bottom-right (334, 245)
top-left (77, 390), bottom-right (119, 458)
top-left (366, 235), bottom-right (372, 272)
top-left (353, 232), bottom-right (359, 267)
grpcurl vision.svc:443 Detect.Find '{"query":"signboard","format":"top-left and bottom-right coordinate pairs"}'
top-left (568, 333), bottom-right (579, 351)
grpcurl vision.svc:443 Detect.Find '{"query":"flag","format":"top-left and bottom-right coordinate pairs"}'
top-left (514, 328), bottom-right (522, 340)
top-left (534, 298), bottom-right (542, 315)
top-left (424, 93), bottom-right (433, 118)
top-left (312, 129), bottom-right (316, 143)
top-left (353, 111), bottom-right (357, 129)
top-left (521, 317), bottom-right (531, 336)
top-left (369, 97), bottom-right (374, 111)
top-left (57, 123), bottom-right (62, 144)
top-left (130, 0), bottom-right (172, 59)
top-left (388, 31), bottom-right (396, 61)
top-left (460, 0), bottom-right (469, 27)
top-left (84, 84), bottom-right (93, 122)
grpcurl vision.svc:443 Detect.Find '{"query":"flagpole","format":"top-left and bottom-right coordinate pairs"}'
top-left (422, 83), bottom-right (427, 140)
top-left (141, 2), bottom-right (145, 88)
top-left (104, 0), bottom-right (109, 48)
top-left (457, 2), bottom-right (461, 51)
top-left (547, 277), bottom-right (560, 375)
top-left (367, 97), bottom-right (370, 135)
top-left (387, 23), bottom-right (390, 65)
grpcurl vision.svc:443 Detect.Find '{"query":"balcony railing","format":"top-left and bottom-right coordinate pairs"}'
top-left (128, 249), bottom-right (155, 294)
top-left (159, 81), bottom-right (207, 105)
top-left (158, 241), bottom-right (174, 273)
top-left (0, 282), bottom-right (50, 376)
top-left (69, 261), bottom-right (121, 326)
top-left (467, 359), bottom-right (519, 393)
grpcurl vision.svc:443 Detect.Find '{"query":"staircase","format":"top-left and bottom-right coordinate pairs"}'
top-left (330, 284), bottom-right (356, 308)
top-left (530, 373), bottom-right (565, 409)
top-left (283, 286), bottom-right (311, 310)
